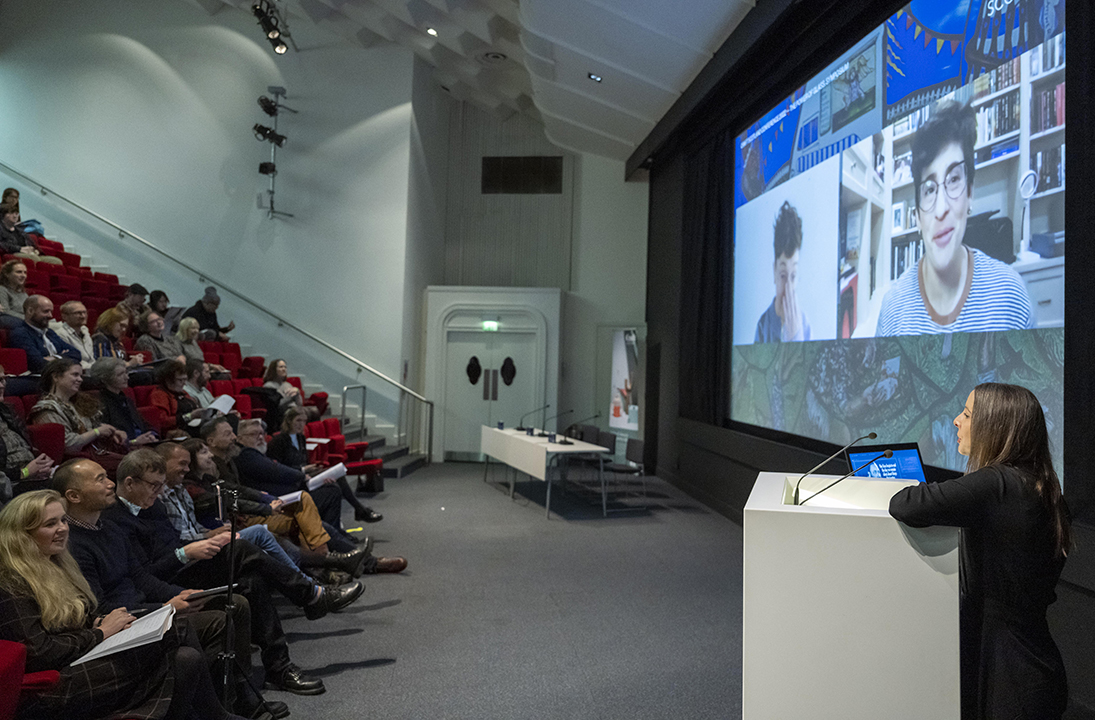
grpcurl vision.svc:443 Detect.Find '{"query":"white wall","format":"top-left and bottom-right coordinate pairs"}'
top-left (561, 153), bottom-right (649, 434)
top-left (0, 0), bottom-right (415, 418)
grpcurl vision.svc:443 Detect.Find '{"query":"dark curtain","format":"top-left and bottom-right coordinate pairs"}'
top-left (678, 130), bottom-right (734, 425)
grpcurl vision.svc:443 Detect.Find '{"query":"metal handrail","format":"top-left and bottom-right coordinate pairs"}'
top-left (0, 158), bottom-right (429, 403)
top-left (342, 384), bottom-right (369, 439)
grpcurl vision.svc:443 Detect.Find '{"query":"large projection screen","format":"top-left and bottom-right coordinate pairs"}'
top-left (730, 1), bottom-right (1066, 474)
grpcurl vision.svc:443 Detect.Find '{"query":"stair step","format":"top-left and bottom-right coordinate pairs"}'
top-left (381, 453), bottom-right (427, 479)
top-left (376, 444), bottom-right (408, 463)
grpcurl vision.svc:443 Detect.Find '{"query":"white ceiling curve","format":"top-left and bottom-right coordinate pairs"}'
top-left (183, 0), bottom-right (756, 160)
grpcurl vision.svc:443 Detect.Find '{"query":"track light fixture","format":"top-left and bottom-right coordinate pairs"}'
top-left (253, 124), bottom-right (286, 147)
top-left (252, 0), bottom-right (293, 54)
top-left (259, 162), bottom-right (277, 176)
top-left (258, 96), bottom-right (278, 116)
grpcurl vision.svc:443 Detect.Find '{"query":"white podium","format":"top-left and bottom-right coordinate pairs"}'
top-left (743, 472), bottom-right (961, 720)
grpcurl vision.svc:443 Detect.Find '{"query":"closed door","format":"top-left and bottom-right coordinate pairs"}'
top-left (443, 331), bottom-right (538, 460)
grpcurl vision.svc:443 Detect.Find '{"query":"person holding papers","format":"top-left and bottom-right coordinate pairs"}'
top-left (148, 360), bottom-right (202, 434)
top-left (889, 383), bottom-right (1070, 720)
top-left (0, 489), bottom-right (256, 720)
top-left (266, 406), bottom-right (382, 523)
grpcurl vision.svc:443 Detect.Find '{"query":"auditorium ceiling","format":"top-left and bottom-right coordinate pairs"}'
top-left (183, 0), bottom-right (755, 160)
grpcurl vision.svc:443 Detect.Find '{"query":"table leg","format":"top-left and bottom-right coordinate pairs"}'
top-left (545, 469), bottom-right (552, 518)
top-left (600, 456), bottom-right (606, 517)
top-left (482, 454), bottom-right (490, 483)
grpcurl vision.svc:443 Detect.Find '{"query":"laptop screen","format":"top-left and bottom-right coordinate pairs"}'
top-left (846, 443), bottom-right (927, 484)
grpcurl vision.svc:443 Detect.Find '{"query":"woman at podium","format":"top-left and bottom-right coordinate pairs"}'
top-left (889, 382), bottom-right (1071, 720)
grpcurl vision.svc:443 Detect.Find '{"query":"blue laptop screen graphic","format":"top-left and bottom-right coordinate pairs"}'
top-left (847, 448), bottom-right (927, 483)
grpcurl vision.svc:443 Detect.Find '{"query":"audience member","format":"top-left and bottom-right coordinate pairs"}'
top-left (149, 359), bottom-right (204, 433)
top-left (266, 406), bottom-right (381, 523)
top-left (0, 489), bottom-right (251, 720)
top-left (183, 358), bottom-right (215, 407)
top-left (91, 307), bottom-right (145, 367)
top-left (0, 367), bottom-right (53, 501)
top-left (28, 358), bottom-right (126, 475)
top-left (91, 449), bottom-right (363, 696)
top-left (115, 283), bottom-right (150, 330)
top-left (53, 460), bottom-right (279, 718)
top-left (1, 188), bottom-right (17, 205)
top-left (135, 309), bottom-right (186, 363)
top-left (182, 286), bottom-right (235, 342)
top-left (264, 359), bottom-right (319, 421)
top-left (176, 316), bottom-right (229, 375)
top-left (88, 357), bottom-right (157, 445)
top-left (49, 300), bottom-right (95, 368)
top-left (150, 289), bottom-right (185, 333)
top-left (8, 295), bottom-right (82, 372)
top-left (0, 202), bottom-right (61, 264)
top-left (0, 260), bottom-right (29, 327)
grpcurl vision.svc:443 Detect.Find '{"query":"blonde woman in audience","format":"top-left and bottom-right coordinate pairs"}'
top-left (176, 316), bottom-right (228, 375)
top-left (90, 307), bottom-right (144, 368)
top-left (264, 359), bottom-right (319, 421)
top-left (0, 489), bottom-right (250, 720)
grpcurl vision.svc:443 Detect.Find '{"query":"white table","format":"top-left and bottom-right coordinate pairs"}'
top-left (480, 426), bottom-right (611, 517)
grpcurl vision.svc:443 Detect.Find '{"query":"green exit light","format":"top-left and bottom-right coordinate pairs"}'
top-left (482, 320), bottom-right (499, 332)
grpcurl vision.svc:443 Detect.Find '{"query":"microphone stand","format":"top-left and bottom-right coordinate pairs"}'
top-left (516, 404), bottom-right (550, 432)
top-left (218, 486), bottom-right (275, 717)
top-left (798, 450), bottom-right (892, 506)
top-left (537, 410), bottom-right (573, 438)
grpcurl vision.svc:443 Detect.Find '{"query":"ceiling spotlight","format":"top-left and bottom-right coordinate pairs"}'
top-left (251, 2), bottom-right (280, 38)
top-left (272, 39), bottom-right (288, 54)
top-left (253, 124), bottom-right (286, 147)
top-left (588, 73), bottom-right (602, 82)
top-left (258, 96), bottom-right (278, 116)
top-left (426, 27), bottom-right (438, 36)
top-left (259, 162), bottom-right (277, 176)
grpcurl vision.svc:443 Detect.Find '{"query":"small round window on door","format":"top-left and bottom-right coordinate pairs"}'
top-left (500, 357), bottom-right (516, 386)
top-left (466, 356), bottom-right (482, 385)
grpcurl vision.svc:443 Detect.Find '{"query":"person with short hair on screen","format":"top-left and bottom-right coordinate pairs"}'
top-left (754, 201), bottom-right (811, 343)
top-left (876, 100), bottom-right (1032, 336)
top-left (889, 382), bottom-right (1070, 719)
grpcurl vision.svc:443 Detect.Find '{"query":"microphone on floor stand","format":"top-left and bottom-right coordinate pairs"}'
top-left (556, 413), bottom-right (601, 445)
top-left (538, 410), bottom-right (573, 437)
top-left (516, 404), bottom-right (550, 432)
top-left (793, 432), bottom-right (877, 506)
top-left (799, 450), bottom-right (893, 506)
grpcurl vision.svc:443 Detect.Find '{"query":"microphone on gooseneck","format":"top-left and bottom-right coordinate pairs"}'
top-left (793, 432), bottom-right (877, 506)
top-left (516, 404), bottom-right (550, 431)
top-left (799, 450), bottom-right (893, 506)
top-left (537, 410), bottom-right (574, 437)
top-left (557, 413), bottom-right (602, 445)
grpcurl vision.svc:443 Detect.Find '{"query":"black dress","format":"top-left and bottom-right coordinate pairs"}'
top-left (889, 464), bottom-right (1067, 720)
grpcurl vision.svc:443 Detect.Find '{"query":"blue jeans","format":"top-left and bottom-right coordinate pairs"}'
top-left (237, 524), bottom-right (302, 573)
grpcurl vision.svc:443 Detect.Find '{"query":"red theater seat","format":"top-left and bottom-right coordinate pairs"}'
top-left (0, 349), bottom-right (28, 375)
top-left (27, 424), bottom-right (65, 464)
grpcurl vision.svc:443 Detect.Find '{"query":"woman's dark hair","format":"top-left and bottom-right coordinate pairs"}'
top-left (180, 437), bottom-right (210, 480)
top-left (772, 202), bottom-right (802, 261)
top-left (40, 358), bottom-right (80, 394)
top-left (911, 100), bottom-right (977, 211)
top-left (154, 359), bottom-right (187, 388)
top-left (149, 290), bottom-right (169, 312)
top-left (967, 382), bottom-right (1072, 557)
top-left (263, 358), bottom-right (286, 383)
top-left (281, 404), bottom-right (305, 434)
top-left (0, 259), bottom-right (25, 289)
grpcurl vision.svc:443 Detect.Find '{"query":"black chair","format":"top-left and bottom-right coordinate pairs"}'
top-left (604, 437), bottom-right (647, 507)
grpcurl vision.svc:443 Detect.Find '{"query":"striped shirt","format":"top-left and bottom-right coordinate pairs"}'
top-left (876, 248), bottom-right (1032, 336)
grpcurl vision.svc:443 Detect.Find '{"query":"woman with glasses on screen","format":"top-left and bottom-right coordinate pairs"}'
top-left (890, 383), bottom-right (1070, 719)
top-left (875, 101), bottom-right (1032, 336)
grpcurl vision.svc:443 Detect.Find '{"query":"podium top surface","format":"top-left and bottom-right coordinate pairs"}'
top-left (745, 471), bottom-right (918, 516)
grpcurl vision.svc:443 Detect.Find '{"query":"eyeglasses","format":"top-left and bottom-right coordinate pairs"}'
top-left (138, 477), bottom-right (166, 493)
top-left (918, 162), bottom-right (967, 213)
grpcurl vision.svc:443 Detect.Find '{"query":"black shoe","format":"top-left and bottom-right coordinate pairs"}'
top-left (324, 548), bottom-right (368, 578)
top-left (355, 508), bottom-right (383, 522)
top-left (305, 567), bottom-right (352, 587)
top-left (264, 664), bottom-right (325, 696)
top-left (303, 581), bottom-right (364, 619)
top-left (238, 695), bottom-right (290, 719)
top-left (355, 535), bottom-right (374, 555)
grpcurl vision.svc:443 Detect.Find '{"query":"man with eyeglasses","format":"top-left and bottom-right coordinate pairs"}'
top-left (876, 100), bottom-right (1032, 336)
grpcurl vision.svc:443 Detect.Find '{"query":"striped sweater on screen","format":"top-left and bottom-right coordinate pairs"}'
top-left (876, 247), bottom-right (1032, 337)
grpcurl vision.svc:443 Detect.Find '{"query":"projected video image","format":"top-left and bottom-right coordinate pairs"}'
top-left (729, 0), bottom-right (1066, 472)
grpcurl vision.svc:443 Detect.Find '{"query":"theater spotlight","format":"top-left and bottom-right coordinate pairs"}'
top-left (272, 38), bottom-right (288, 54)
top-left (252, 1), bottom-right (280, 39)
top-left (259, 162), bottom-right (277, 176)
top-left (253, 124), bottom-right (286, 147)
top-left (258, 96), bottom-right (278, 116)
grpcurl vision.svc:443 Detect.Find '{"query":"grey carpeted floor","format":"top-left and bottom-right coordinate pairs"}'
top-left (263, 462), bottom-right (745, 720)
